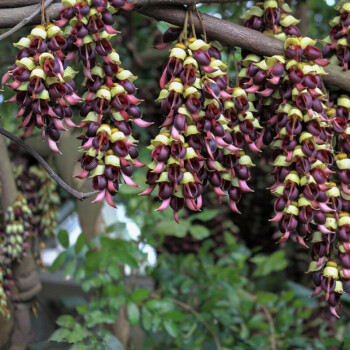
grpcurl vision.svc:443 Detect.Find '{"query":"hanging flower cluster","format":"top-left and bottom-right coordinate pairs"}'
top-left (0, 195), bottom-right (32, 316)
top-left (299, 0), bottom-right (350, 316)
top-left (2, 25), bottom-right (80, 152)
top-left (239, 0), bottom-right (302, 147)
top-left (322, 0), bottom-right (350, 70)
top-left (15, 165), bottom-right (60, 237)
top-left (55, 0), bottom-right (148, 207)
top-left (238, 0), bottom-right (350, 316)
top-left (142, 26), bottom-right (255, 221)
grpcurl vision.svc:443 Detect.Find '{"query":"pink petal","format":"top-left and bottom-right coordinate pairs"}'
top-left (248, 142), bottom-right (261, 153)
top-left (219, 90), bottom-right (234, 99)
top-left (342, 183), bottom-right (350, 195)
top-left (319, 202), bottom-right (335, 212)
top-left (239, 180), bottom-right (253, 192)
top-left (139, 185), bottom-right (156, 196)
top-left (133, 159), bottom-right (145, 168)
top-left (213, 186), bottom-right (227, 197)
top-left (152, 162), bottom-right (165, 174)
top-left (75, 169), bottom-right (89, 179)
top-left (48, 137), bottom-right (61, 153)
top-left (229, 200), bottom-right (241, 214)
top-left (2, 72), bottom-right (11, 86)
top-left (64, 117), bottom-right (78, 128)
top-left (83, 65), bottom-right (93, 80)
top-left (92, 189), bottom-right (106, 203)
top-left (133, 118), bottom-right (153, 127)
top-left (318, 224), bottom-right (333, 234)
top-left (156, 198), bottom-right (171, 211)
top-left (126, 95), bottom-right (142, 105)
top-left (105, 190), bottom-right (117, 208)
top-left (270, 212), bottom-right (284, 222)
top-left (122, 173), bottom-right (138, 187)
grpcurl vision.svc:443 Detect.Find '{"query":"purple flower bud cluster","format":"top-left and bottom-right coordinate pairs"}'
top-left (15, 165), bottom-right (60, 237)
top-left (142, 38), bottom-right (255, 221)
top-left (0, 196), bottom-right (32, 310)
top-left (55, 0), bottom-right (148, 208)
top-left (322, 1), bottom-right (350, 71)
top-left (2, 25), bottom-right (80, 152)
top-left (240, 0), bottom-right (350, 315)
top-left (242, 1), bottom-right (301, 39)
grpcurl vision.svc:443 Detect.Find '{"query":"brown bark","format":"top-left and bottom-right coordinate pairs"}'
top-left (0, 135), bottom-right (41, 350)
top-left (0, 3), bottom-right (349, 92)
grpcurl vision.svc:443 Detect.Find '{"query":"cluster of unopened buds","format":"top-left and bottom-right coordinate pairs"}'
top-left (0, 195), bottom-right (32, 315)
top-left (55, 0), bottom-right (148, 207)
top-left (142, 31), bottom-right (255, 221)
top-left (55, 0), bottom-right (132, 72)
top-left (322, 0), bottom-right (350, 70)
top-left (242, 0), bottom-right (301, 40)
top-left (2, 25), bottom-right (80, 152)
top-left (239, 0), bottom-right (350, 315)
top-left (15, 165), bottom-right (60, 237)
top-left (239, 0), bottom-right (307, 147)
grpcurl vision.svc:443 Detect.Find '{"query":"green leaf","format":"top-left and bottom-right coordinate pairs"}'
top-left (56, 315), bottom-right (76, 329)
top-left (76, 304), bottom-right (88, 315)
top-left (191, 209), bottom-right (219, 222)
top-left (144, 299), bottom-right (174, 313)
top-left (163, 320), bottom-right (179, 338)
top-left (85, 251), bottom-right (101, 271)
top-left (70, 344), bottom-right (89, 350)
top-left (129, 288), bottom-right (150, 303)
top-left (58, 230), bottom-right (69, 248)
top-left (49, 328), bottom-right (70, 342)
top-left (107, 264), bottom-right (122, 280)
top-left (67, 325), bottom-right (88, 343)
top-left (104, 335), bottom-right (124, 350)
top-left (251, 250), bottom-right (288, 277)
top-left (127, 302), bottom-right (140, 326)
top-left (163, 310), bottom-right (185, 321)
top-left (75, 233), bottom-right (86, 254)
top-left (256, 292), bottom-right (278, 305)
top-left (63, 258), bottom-right (77, 277)
top-left (189, 225), bottom-right (211, 240)
top-left (50, 251), bottom-right (67, 273)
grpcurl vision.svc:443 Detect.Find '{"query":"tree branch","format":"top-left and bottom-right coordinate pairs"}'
top-left (0, 127), bottom-right (98, 201)
top-left (0, 0), bottom-right (55, 42)
top-left (0, 3), bottom-right (349, 92)
top-left (0, 0), bottom-right (242, 8)
top-left (140, 6), bottom-right (350, 92)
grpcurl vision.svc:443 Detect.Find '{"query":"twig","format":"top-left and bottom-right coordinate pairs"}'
top-left (195, 8), bottom-right (207, 42)
top-left (0, 0), bottom-right (54, 42)
top-left (238, 289), bottom-right (277, 350)
top-left (41, 0), bottom-right (45, 26)
top-left (232, 47), bottom-right (239, 87)
top-left (189, 9), bottom-right (196, 38)
top-left (150, 292), bottom-right (222, 350)
top-left (0, 127), bottom-right (98, 201)
top-left (171, 298), bottom-right (222, 350)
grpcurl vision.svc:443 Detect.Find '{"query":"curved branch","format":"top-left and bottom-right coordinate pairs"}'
top-left (140, 6), bottom-right (350, 92)
top-left (0, 4), bottom-right (349, 92)
top-left (0, 3), bottom-right (61, 29)
top-left (0, 0), bottom-right (55, 42)
top-left (0, 127), bottom-right (97, 201)
top-left (0, 0), bottom-right (242, 8)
